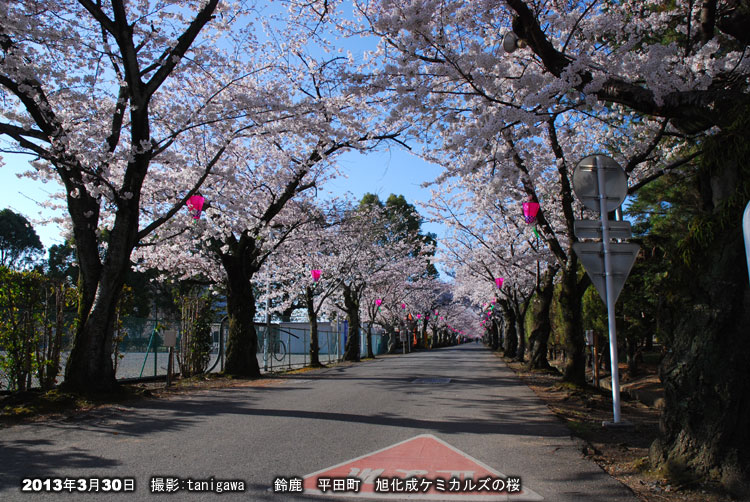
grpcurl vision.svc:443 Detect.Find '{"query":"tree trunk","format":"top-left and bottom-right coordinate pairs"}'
top-left (652, 158), bottom-right (750, 496)
top-left (306, 286), bottom-right (322, 367)
top-left (496, 319), bottom-right (504, 350)
top-left (501, 300), bottom-right (517, 356)
top-left (626, 329), bottom-right (639, 378)
top-left (342, 285), bottom-right (361, 361)
top-left (365, 322), bottom-right (375, 359)
top-left (63, 261), bottom-right (127, 393)
top-left (513, 299), bottom-right (526, 362)
top-left (489, 319), bottom-right (499, 350)
top-left (528, 265), bottom-right (557, 370)
top-left (63, 154), bottom-right (147, 393)
top-left (559, 257), bottom-right (586, 385)
top-left (222, 252), bottom-right (261, 377)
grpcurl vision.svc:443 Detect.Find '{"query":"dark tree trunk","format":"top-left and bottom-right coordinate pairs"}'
top-left (342, 284), bottom-right (361, 362)
top-left (626, 329), bottom-right (639, 378)
top-left (305, 286), bottom-right (322, 367)
top-left (528, 265), bottom-right (557, 370)
top-left (495, 319), bottom-right (504, 350)
top-left (221, 249), bottom-right (261, 377)
top-left (489, 319), bottom-right (499, 350)
top-left (365, 322), bottom-right (375, 359)
top-left (512, 299), bottom-right (526, 362)
top-left (63, 223), bottom-right (136, 392)
top-left (559, 257), bottom-right (586, 385)
top-left (501, 300), bottom-right (517, 356)
top-left (652, 157), bottom-right (750, 496)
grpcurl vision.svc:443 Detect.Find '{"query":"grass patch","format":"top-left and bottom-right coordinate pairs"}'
top-left (553, 381), bottom-right (587, 393)
top-left (1, 386), bottom-right (145, 425)
top-left (565, 417), bottom-right (597, 435)
top-left (630, 456), bottom-right (651, 473)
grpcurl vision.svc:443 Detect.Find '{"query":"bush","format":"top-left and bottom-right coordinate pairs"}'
top-left (0, 267), bottom-right (74, 391)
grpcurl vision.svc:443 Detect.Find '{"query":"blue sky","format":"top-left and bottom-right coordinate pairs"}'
top-left (0, 2), bottom-right (447, 256)
top-left (1, 146), bottom-right (445, 250)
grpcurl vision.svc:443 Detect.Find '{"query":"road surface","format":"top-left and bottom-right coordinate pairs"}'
top-left (0, 344), bottom-right (637, 501)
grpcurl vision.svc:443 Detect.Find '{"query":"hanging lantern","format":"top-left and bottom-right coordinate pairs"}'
top-left (495, 277), bottom-right (504, 289)
top-left (375, 299), bottom-right (382, 307)
top-left (523, 201), bottom-right (540, 224)
top-left (310, 269), bottom-right (322, 282)
top-left (186, 195), bottom-right (205, 219)
top-left (401, 303), bottom-right (406, 310)
top-left (417, 314), bottom-right (421, 319)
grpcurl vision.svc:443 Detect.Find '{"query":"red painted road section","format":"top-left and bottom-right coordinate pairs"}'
top-left (302, 434), bottom-right (544, 500)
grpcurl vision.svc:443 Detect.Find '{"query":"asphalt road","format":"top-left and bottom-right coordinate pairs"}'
top-left (0, 344), bottom-right (637, 501)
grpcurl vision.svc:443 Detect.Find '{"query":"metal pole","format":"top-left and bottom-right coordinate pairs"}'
top-left (264, 281), bottom-right (270, 372)
top-left (743, 201), bottom-right (750, 287)
top-left (220, 318), bottom-right (225, 372)
top-left (594, 335), bottom-right (600, 388)
top-left (596, 156), bottom-right (622, 423)
top-left (154, 337), bottom-right (158, 377)
top-left (139, 325), bottom-right (156, 378)
top-left (166, 346), bottom-right (173, 387)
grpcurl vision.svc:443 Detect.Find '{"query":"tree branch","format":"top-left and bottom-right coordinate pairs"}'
top-left (628, 151), bottom-right (702, 194)
top-left (143, 0), bottom-right (219, 100)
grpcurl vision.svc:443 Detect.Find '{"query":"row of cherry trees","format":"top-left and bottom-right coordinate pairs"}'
top-left (2, 0), bottom-right (748, 494)
top-left (343, 0), bottom-right (749, 494)
top-left (1, 0), bottom-right (470, 389)
top-left (0, 0), bottom-right (413, 388)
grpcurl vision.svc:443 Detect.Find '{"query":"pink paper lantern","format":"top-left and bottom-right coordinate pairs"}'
top-left (310, 269), bottom-right (322, 282)
top-left (495, 277), bottom-right (504, 289)
top-left (375, 299), bottom-right (382, 307)
top-left (186, 195), bottom-right (205, 219)
top-left (523, 201), bottom-right (540, 224)
top-left (416, 314), bottom-right (421, 319)
top-left (401, 303), bottom-right (406, 309)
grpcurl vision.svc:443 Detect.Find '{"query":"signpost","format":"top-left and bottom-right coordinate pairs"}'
top-left (163, 328), bottom-right (177, 387)
top-left (572, 154), bottom-right (639, 426)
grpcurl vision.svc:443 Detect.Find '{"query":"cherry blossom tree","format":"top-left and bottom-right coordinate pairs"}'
top-left (424, 176), bottom-right (552, 363)
top-left (347, 0), bottom-right (682, 383)
top-left (360, 0), bottom-right (750, 490)
top-left (330, 200), bottom-right (434, 361)
top-left (0, 0), bottom-right (278, 391)
top-left (256, 201), bottom-right (358, 367)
